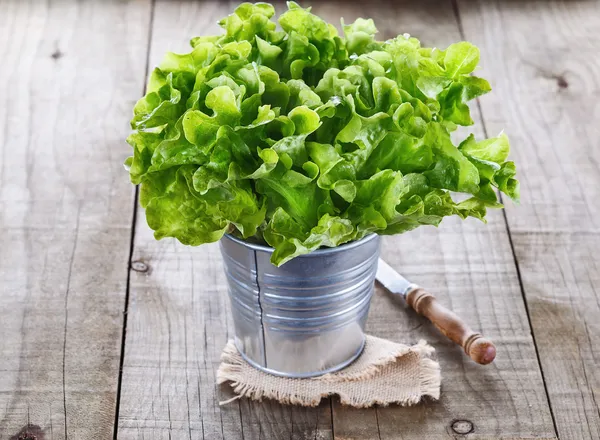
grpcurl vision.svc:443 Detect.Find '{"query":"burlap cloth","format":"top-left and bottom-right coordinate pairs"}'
top-left (217, 335), bottom-right (440, 407)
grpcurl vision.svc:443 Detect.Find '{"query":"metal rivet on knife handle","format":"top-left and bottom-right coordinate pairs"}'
top-left (405, 287), bottom-right (497, 365)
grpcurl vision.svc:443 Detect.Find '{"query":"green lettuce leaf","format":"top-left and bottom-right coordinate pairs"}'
top-left (126, 2), bottom-right (520, 266)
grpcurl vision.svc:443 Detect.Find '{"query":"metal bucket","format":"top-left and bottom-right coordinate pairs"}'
top-left (219, 233), bottom-right (380, 378)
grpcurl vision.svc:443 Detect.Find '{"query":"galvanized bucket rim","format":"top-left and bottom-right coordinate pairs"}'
top-left (222, 232), bottom-right (378, 257)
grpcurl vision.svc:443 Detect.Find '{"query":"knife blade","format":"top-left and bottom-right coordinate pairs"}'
top-left (376, 258), bottom-right (418, 297)
top-left (375, 258), bottom-right (497, 365)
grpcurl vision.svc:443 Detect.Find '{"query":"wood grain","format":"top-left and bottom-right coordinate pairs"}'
top-left (116, 4), bottom-right (241, 437)
top-left (309, 1), bottom-right (557, 438)
top-left (0, 0), bottom-right (151, 438)
top-left (371, 218), bottom-right (556, 440)
top-left (0, 0), bottom-right (576, 438)
top-left (115, 0), bottom-right (558, 439)
top-left (116, 2), bottom-right (324, 439)
top-left (117, 236), bottom-right (244, 440)
top-left (457, 0), bottom-right (600, 438)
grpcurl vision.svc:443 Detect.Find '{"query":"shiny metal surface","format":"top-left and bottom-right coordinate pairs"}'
top-left (375, 258), bottom-right (418, 297)
top-left (219, 234), bottom-right (381, 377)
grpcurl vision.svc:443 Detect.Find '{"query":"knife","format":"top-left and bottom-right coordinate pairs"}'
top-left (376, 258), bottom-right (496, 365)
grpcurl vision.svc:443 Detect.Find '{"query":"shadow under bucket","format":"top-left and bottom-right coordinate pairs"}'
top-left (219, 233), bottom-right (381, 378)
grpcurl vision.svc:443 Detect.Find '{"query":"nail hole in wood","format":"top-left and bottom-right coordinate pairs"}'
top-left (50, 48), bottom-right (63, 60)
top-left (131, 260), bottom-right (149, 273)
top-left (451, 419), bottom-right (474, 435)
top-left (556, 76), bottom-right (568, 89)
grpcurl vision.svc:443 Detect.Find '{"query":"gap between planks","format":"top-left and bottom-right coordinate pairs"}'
top-left (112, 0), bottom-right (156, 438)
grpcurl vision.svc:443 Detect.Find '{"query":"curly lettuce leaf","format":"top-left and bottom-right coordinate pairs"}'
top-left (126, 2), bottom-right (520, 266)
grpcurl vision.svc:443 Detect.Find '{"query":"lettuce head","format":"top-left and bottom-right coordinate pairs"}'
top-left (126, 2), bottom-right (519, 266)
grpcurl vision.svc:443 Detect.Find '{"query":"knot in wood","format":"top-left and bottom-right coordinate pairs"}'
top-left (50, 48), bottom-right (63, 60)
top-left (10, 425), bottom-right (44, 440)
top-left (556, 75), bottom-right (568, 89)
top-left (131, 260), bottom-right (149, 273)
top-left (451, 419), bottom-right (474, 435)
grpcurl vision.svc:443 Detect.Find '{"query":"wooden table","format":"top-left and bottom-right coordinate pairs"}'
top-left (1, 0), bottom-right (599, 438)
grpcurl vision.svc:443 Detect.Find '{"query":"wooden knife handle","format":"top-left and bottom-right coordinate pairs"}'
top-left (405, 287), bottom-right (496, 365)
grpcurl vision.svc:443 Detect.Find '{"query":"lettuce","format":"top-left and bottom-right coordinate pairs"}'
top-left (126, 1), bottom-right (519, 266)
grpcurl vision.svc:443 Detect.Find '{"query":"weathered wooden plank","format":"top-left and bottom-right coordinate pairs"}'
top-left (116, 1), bottom-right (556, 439)
top-left (456, 1), bottom-right (600, 439)
top-left (118, 2), bottom-right (335, 438)
top-left (372, 217), bottom-right (556, 439)
top-left (0, 0), bottom-right (151, 438)
top-left (116, 2), bottom-right (242, 439)
top-left (306, 1), bottom-right (557, 438)
top-left (117, 237), bottom-right (243, 440)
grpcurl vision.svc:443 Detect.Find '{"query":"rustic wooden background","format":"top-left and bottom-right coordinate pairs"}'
top-left (1, 0), bottom-right (599, 439)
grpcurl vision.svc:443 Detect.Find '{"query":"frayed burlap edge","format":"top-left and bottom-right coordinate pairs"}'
top-left (217, 335), bottom-right (441, 408)
top-left (318, 339), bottom-right (435, 382)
